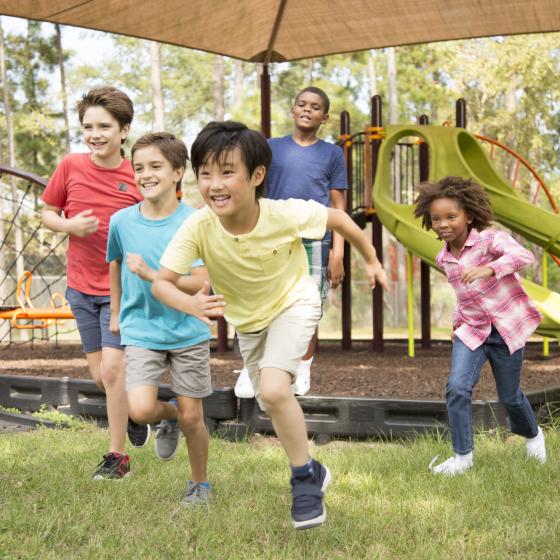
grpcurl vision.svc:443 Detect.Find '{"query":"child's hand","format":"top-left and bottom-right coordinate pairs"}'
top-left (365, 261), bottom-right (388, 290)
top-left (187, 281), bottom-right (226, 326)
top-left (328, 250), bottom-right (344, 289)
top-left (461, 266), bottom-right (494, 284)
top-left (127, 253), bottom-right (154, 282)
top-left (109, 313), bottom-right (120, 335)
top-left (67, 209), bottom-right (99, 237)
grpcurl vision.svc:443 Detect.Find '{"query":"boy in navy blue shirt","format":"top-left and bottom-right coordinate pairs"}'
top-left (235, 86), bottom-right (348, 397)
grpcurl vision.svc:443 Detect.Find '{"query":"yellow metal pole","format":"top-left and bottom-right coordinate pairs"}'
top-left (542, 252), bottom-right (549, 357)
top-left (407, 250), bottom-right (415, 357)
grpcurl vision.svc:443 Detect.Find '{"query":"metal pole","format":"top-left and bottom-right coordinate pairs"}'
top-left (340, 110), bottom-right (352, 350)
top-left (456, 98), bottom-right (467, 128)
top-left (407, 250), bottom-right (415, 357)
top-left (542, 252), bottom-right (549, 357)
top-left (418, 114), bottom-right (431, 349)
top-left (260, 64), bottom-right (271, 138)
top-left (371, 95), bottom-right (384, 352)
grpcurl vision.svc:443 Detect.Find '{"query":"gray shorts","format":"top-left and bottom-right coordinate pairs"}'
top-left (124, 341), bottom-right (212, 398)
top-left (65, 287), bottom-right (122, 353)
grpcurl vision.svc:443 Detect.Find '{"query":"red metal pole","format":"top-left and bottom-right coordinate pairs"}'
top-left (371, 95), bottom-right (384, 352)
top-left (260, 64), bottom-right (271, 138)
top-left (340, 111), bottom-right (352, 350)
top-left (418, 114), bottom-right (431, 350)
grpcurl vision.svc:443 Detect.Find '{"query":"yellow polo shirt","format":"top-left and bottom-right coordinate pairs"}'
top-left (160, 198), bottom-right (328, 333)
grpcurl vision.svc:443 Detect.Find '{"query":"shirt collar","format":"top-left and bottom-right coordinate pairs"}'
top-left (440, 228), bottom-right (480, 262)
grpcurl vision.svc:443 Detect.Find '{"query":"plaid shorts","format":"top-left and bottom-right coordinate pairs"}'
top-left (303, 238), bottom-right (330, 306)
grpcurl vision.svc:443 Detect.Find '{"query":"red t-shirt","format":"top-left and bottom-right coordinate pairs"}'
top-left (42, 153), bottom-right (142, 295)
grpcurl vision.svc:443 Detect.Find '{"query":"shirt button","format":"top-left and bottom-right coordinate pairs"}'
top-left (234, 238), bottom-right (239, 242)
top-left (273, 249), bottom-right (277, 255)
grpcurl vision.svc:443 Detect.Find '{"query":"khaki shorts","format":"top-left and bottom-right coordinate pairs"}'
top-left (236, 291), bottom-right (321, 410)
top-left (125, 341), bottom-right (212, 399)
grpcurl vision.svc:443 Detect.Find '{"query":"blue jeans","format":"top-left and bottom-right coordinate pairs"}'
top-left (447, 327), bottom-right (538, 454)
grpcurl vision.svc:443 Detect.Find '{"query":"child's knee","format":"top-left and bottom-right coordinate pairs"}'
top-left (178, 403), bottom-right (204, 432)
top-left (445, 378), bottom-right (470, 401)
top-left (259, 383), bottom-right (290, 410)
top-left (128, 400), bottom-right (154, 424)
top-left (100, 361), bottom-right (123, 385)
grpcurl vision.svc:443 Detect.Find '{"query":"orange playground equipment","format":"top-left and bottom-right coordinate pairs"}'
top-left (0, 271), bottom-right (74, 331)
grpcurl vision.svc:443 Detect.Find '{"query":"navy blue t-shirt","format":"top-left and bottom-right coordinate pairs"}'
top-left (266, 136), bottom-right (348, 206)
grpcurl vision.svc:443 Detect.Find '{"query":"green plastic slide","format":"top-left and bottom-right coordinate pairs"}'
top-left (372, 124), bottom-right (560, 338)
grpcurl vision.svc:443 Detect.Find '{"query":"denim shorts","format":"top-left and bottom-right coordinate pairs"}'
top-left (65, 287), bottom-right (122, 353)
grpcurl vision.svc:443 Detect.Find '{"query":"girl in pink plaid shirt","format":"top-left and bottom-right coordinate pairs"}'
top-left (414, 176), bottom-right (546, 476)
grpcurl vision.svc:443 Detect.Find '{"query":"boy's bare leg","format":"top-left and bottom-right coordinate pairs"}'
top-left (127, 386), bottom-right (177, 424)
top-left (85, 351), bottom-right (104, 390)
top-left (100, 347), bottom-right (128, 455)
top-left (302, 330), bottom-right (318, 360)
top-left (177, 396), bottom-right (208, 482)
top-left (259, 367), bottom-right (309, 466)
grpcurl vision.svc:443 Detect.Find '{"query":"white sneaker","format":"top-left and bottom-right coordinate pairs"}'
top-left (292, 358), bottom-right (312, 396)
top-left (526, 427), bottom-right (546, 464)
top-left (234, 367), bottom-right (255, 399)
top-left (429, 453), bottom-right (473, 476)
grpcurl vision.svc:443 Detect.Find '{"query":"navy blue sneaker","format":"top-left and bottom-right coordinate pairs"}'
top-left (290, 459), bottom-right (331, 530)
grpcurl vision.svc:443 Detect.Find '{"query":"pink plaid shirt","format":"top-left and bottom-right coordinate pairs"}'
top-left (436, 228), bottom-right (541, 354)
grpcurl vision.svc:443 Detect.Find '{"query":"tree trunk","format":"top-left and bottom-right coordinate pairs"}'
top-left (386, 47), bottom-right (398, 125)
top-left (233, 59), bottom-right (244, 109)
top-left (368, 51), bottom-right (377, 98)
top-left (55, 24), bottom-right (71, 153)
top-left (213, 55), bottom-right (225, 120)
top-left (150, 41), bottom-right (165, 130)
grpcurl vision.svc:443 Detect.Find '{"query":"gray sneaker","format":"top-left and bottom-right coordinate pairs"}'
top-left (180, 481), bottom-right (212, 506)
top-left (154, 419), bottom-right (180, 461)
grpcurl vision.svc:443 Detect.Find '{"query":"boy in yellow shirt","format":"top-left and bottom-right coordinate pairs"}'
top-left (153, 121), bottom-right (387, 530)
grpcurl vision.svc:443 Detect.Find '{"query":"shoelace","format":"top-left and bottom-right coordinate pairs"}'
top-left (96, 453), bottom-right (120, 469)
top-left (185, 483), bottom-right (207, 501)
top-left (156, 422), bottom-right (174, 439)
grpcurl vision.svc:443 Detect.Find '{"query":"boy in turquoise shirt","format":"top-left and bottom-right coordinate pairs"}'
top-left (107, 132), bottom-right (221, 505)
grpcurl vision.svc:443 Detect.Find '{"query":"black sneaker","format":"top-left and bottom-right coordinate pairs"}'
top-left (290, 459), bottom-right (331, 530)
top-left (93, 452), bottom-right (131, 480)
top-left (127, 418), bottom-right (151, 448)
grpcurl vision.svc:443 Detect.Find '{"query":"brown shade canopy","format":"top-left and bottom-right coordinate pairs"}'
top-left (1, 0), bottom-right (559, 62)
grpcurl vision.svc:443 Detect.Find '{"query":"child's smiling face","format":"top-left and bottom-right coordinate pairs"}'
top-left (429, 196), bottom-right (472, 249)
top-left (198, 147), bottom-right (265, 225)
top-left (82, 105), bottom-right (129, 164)
top-left (133, 145), bottom-right (182, 205)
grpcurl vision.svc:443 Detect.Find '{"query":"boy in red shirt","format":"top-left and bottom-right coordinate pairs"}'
top-left (41, 86), bottom-right (146, 479)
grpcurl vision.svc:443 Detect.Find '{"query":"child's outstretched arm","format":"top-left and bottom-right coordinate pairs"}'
top-left (152, 266), bottom-right (225, 325)
top-left (127, 253), bottom-right (206, 295)
top-left (326, 208), bottom-right (388, 290)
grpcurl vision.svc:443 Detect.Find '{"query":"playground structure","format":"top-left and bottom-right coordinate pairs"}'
top-left (0, 165), bottom-right (74, 344)
top-left (337, 95), bottom-right (560, 356)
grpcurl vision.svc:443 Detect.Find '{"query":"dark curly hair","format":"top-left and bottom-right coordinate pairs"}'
top-left (414, 176), bottom-right (494, 232)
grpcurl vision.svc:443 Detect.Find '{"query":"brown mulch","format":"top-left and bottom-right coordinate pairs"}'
top-left (1, 340), bottom-right (560, 401)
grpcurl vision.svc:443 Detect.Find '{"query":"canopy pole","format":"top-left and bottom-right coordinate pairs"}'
top-left (260, 64), bottom-right (271, 138)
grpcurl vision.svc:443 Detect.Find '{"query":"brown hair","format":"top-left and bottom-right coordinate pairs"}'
top-left (77, 86), bottom-right (134, 128)
top-left (414, 176), bottom-right (494, 232)
top-left (131, 132), bottom-right (189, 195)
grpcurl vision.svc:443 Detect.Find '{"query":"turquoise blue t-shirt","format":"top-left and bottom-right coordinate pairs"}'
top-left (106, 202), bottom-right (211, 350)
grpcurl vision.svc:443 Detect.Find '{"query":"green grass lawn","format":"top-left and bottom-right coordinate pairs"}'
top-left (0, 421), bottom-right (558, 559)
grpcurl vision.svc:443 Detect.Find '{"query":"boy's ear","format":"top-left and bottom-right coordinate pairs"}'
top-left (252, 165), bottom-right (267, 187)
top-left (120, 123), bottom-right (130, 140)
top-left (173, 166), bottom-right (185, 183)
top-left (321, 112), bottom-right (329, 124)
